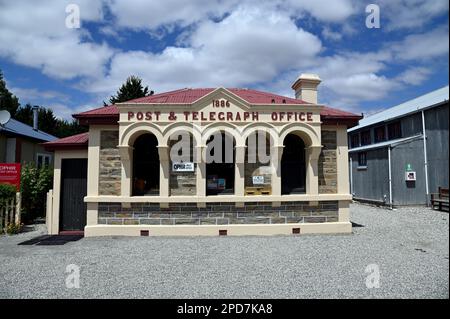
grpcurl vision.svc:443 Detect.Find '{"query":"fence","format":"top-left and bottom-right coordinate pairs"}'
top-left (0, 192), bottom-right (21, 233)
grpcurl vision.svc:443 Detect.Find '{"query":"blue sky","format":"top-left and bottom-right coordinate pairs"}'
top-left (0, 0), bottom-right (448, 120)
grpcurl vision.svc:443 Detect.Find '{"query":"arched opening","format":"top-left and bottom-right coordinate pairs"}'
top-left (244, 130), bottom-right (273, 195)
top-left (132, 133), bottom-right (160, 196)
top-left (205, 131), bottom-right (235, 195)
top-left (281, 134), bottom-right (306, 194)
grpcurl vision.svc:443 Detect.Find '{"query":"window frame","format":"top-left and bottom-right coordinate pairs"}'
top-left (360, 130), bottom-right (372, 146)
top-left (36, 153), bottom-right (52, 168)
top-left (374, 125), bottom-right (386, 143)
top-left (387, 121), bottom-right (402, 140)
top-left (357, 152), bottom-right (367, 169)
top-left (350, 134), bottom-right (360, 148)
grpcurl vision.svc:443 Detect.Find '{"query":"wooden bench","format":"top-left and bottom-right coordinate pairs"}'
top-left (245, 186), bottom-right (272, 196)
top-left (430, 187), bottom-right (449, 212)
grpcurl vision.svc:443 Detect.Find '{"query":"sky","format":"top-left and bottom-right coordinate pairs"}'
top-left (0, 0), bottom-right (448, 120)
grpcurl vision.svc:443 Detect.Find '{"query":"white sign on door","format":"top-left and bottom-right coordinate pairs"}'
top-left (172, 162), bottom-right (195, 172)
top-left (252, 175), bottom-right (264, 185)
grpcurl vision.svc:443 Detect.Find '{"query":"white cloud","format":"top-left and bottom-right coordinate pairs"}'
top-left (322, 27), bottom-right (343, 41)
top-left (284, 0), bottom-right (355, 22)
top-left (377, 0), bottom-right (449, 30)
top-left (84, 5), bottom-right (322, 94)
top-left (106, 0), bottom-right (239, 30)
top-left (395, 67), bottom-right (432, 85)
top-left (106, 0), bottom-right (355, 33)
top-left (50, 102), bottom-right (94, 120)
top-left (9, 87), bottom-right (70, 104)
top-left (0, 0), bottom-right (113, 79)
top-left (391, 26), bottom-right (449, 61)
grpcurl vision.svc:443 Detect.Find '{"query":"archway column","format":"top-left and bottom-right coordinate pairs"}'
top-left (195, 145), bottom-right (206, 198)
top-left (306, 145), bottom-right (322, 195)
top-left (271, 145), bottom-right (284, 196)
top-left (235, 145), bottom-right (246, 196)
top-left (158, 145), bottom-right (170, 198)
top-left (118, 145), bottom-right (133, 197)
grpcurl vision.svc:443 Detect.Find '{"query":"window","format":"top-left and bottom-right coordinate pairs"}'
top-left (360, 130), bottom-right (371, 146)
top-left (350, 134), bottom-right (360, 148)
top-left (374, 126), bottom-right (386, 143)
top-left (388, 121), bottom-right (402, 140)
top-left (358, 152), bottom-right (367, 168)
top-left (36, 153), bottom-right (52, 168)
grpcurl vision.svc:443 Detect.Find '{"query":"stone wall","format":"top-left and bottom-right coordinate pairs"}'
top-left (170, 171), bottom-right (196, 195)
top-left (319, 130), bottom-right (337, 194)
top-left (98, 201), bottom-right (339, 225)
top-left (99, 131), bottom-right (121, 195)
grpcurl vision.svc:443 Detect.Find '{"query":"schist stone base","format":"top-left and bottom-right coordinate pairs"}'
top-left (97, 201), bottom-right (339, 226)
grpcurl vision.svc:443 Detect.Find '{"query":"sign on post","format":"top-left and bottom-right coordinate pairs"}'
top-left (0, 163), bottom-right (21, 191)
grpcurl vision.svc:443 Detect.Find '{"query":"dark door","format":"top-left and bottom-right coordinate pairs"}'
top-left (60, 159), bottom-right (87, 231)
top-left (281, 134), bottom-right (306, 194)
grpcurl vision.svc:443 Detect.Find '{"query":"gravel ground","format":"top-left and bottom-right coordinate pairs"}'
top-left (0, 203), bottom-right (448, 299)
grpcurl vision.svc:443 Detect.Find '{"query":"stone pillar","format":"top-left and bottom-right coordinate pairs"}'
top-left (87, 128), bottom-right (100, 196)
top-left (158, 146), bottom-right (170, 198)
top-left (271, 145), bottom-right (284, 196)
top-left (235, 146), bottom-right (246, 196)
top-left (86, 202), bottom-right (98, 226)
top-left (338, 200), bottom-right (351, 222)
top-left (195, 145), bottom-right (206, 199)
top-left (306, 145), bottom-right (322, 195)
top-left (118, 145), bottom-right (133, 197)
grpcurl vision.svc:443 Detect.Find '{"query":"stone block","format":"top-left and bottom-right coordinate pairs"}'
top-left (139, 219), bottom-right (161, 225)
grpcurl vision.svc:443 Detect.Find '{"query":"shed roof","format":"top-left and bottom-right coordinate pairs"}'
top-left (348, 86), bottom-right (449, 133)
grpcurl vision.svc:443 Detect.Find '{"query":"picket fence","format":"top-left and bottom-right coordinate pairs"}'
top-left (0, 193), bottom-right (21, 232)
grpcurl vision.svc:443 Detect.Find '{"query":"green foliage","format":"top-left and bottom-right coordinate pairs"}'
top-left (109, 75), bottom-right (153, 104)
top-left (1, 69), bottom-right (88, 138)
top-left (5, 222), bottom-right (23, 235)
top-left (20, 163), bottom-right (53, 221)
top-left (0, 184), bottom-right (16, 208)
top-left (54, 118), bottom-right (88, 138)
top-left (0, 70), bottom-right (20, 115)
top-left (14, 103), bottom-right (87, 138)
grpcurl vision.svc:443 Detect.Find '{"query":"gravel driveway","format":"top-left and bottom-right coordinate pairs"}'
top-left (0, 203), bottom-right (448, 299)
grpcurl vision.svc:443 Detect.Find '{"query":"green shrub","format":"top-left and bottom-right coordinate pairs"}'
top-left (0, 183), bottom-right (16, 208)
top-left (5, 222), bottom-right (24, 235)
top-left (20, 163), bottom-right (53, 222)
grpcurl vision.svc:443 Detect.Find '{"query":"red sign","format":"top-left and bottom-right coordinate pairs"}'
top-left (0, 163), bottom-right (21, 191)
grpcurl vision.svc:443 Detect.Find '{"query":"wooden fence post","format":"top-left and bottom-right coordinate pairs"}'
top-left (15, 192), bottom-right (21, 225)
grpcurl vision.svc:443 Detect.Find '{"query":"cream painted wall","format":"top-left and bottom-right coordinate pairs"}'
top-left (48, 149), bottom-right (88, 235)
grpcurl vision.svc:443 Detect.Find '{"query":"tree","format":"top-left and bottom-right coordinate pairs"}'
top-left (15, 104), bottom-right (57, 134)
top-left (109, 75), bottom-right (153, 104)
top-left (0, 70), bottom-right (20, 116)
top-left (14, 103), bottom-right (87, 138)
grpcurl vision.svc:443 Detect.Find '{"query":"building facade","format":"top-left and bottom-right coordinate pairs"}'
top-left (44, 74), bottom-right (361, 237)
top-left (0, 117), bottom-right (56, 166)
top-left (348, 86), bottom-right (449, 206)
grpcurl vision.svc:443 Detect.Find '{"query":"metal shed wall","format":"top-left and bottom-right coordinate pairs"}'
top-left (425, 103), bottom-right (449, 194)
top-left (391, 139), bottom-right (426, 205)
top-left (350, 148), bottom-right (390, 203)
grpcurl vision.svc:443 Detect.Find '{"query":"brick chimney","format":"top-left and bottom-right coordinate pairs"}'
top-left (291, 73), bottom-right (321, 104)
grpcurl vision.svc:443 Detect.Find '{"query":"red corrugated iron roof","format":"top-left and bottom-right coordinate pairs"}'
top-left (43, 132), bottom-right (89, 150)
top-left (58, 88), bottom-right (361, 148)
top-left (74, 88), bottom-right (359, 119)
